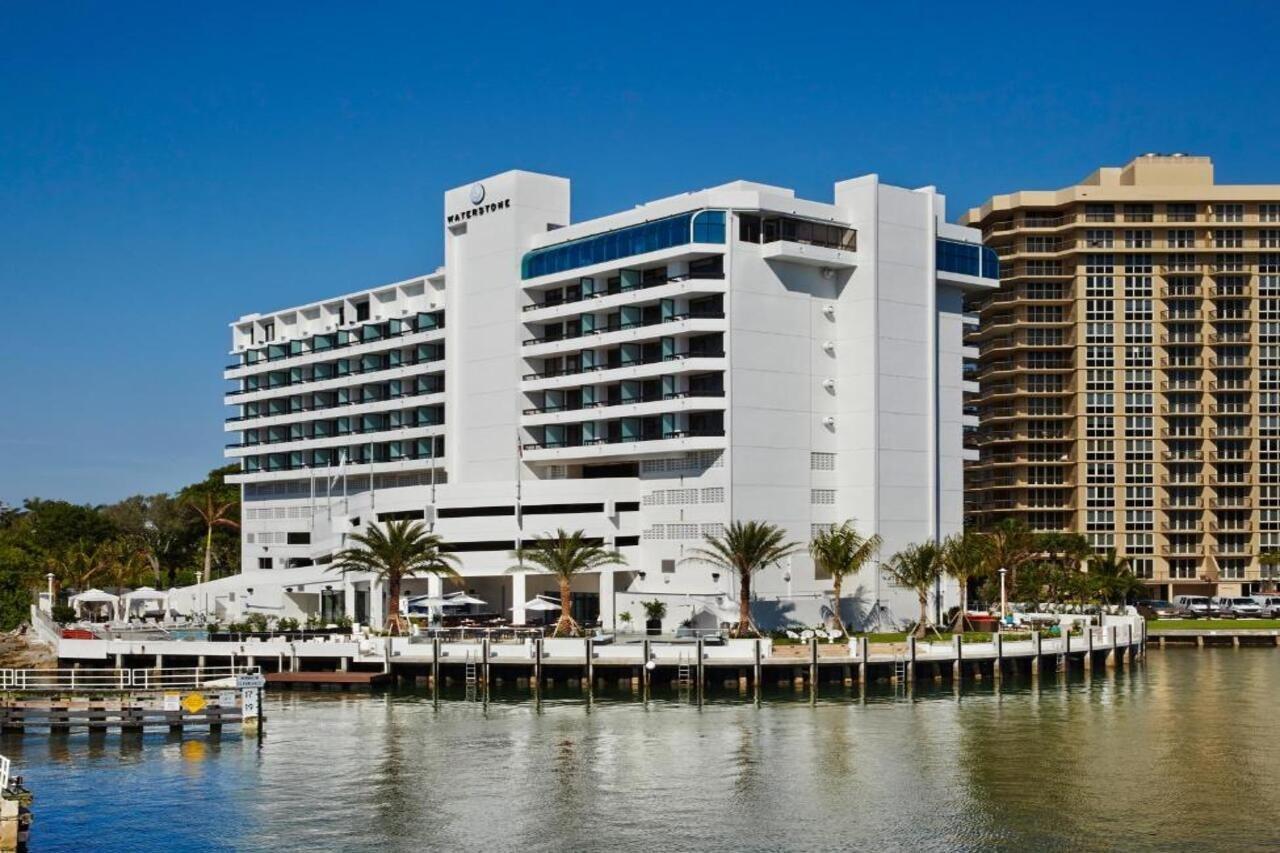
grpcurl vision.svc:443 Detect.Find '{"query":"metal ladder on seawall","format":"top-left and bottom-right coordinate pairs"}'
top-left (892, 655), bottom-right (908, 687)
top-left (464, 651), bottom-right (479, 700)
top-left (676, 654), bottom-right (692, 688)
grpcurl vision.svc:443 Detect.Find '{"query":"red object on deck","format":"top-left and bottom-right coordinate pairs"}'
top-left (967, 615), bottom-right (999, 632)
top-left (60, 628), bottom-right (95, 640)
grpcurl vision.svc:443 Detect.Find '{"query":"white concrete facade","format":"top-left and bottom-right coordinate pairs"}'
top-left (178, 169), bottom-right (996, 631)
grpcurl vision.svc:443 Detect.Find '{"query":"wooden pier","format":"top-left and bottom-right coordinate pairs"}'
top-left (0, 694), bottom-right (243, 733)
top-left (49, 621), bottom-right (1149, 702)
top-left (1149, 628), bottom-right (1280, 648)
top-left (266, 671), bottom-right (390, 689)
top-left (0, 667), bottom-right (262, 734)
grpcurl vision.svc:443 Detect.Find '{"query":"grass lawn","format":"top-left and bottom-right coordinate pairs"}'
top-left (1148, 619), bottom-right (1280, 631)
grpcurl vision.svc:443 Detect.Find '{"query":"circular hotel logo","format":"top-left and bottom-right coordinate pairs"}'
top-left (470, 183), bottom-right (485, 205)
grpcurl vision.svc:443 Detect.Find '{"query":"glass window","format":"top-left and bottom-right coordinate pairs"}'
top-left (522, 210), bottom-right (727, 279)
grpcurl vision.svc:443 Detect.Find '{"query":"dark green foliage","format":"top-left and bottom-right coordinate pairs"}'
top-left (0, 466), bottom-right (241, 629)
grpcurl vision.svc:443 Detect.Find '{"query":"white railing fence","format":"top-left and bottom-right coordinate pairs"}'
top-left (0, 666), bottom-right (260, 692)
top-left (28, 604), bottom-right (63, 648)
top-left (0, 755), bottom-right (9, 791)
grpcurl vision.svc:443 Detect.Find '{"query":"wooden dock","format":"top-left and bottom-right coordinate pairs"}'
top-left (266, 671), bottom-right (390, 689)
top-left (0, 693), bottom-right (243, 732)
top-left (0, 666), bottom-right (261, 735)
top-left (1149, 628), bottom-right (1280, 648)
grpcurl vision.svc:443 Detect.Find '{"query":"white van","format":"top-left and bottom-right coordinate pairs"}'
top-left (1250, 595), bottom-right (1280, 617)
top-left (1174, 595), bottom-right (1213, 616)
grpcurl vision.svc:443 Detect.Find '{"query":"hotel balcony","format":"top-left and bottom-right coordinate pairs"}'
top-left (226, 355), bottom-right (446, 405)
top-left (521, 413), bottom-right (726, 464)
top-left (227, 453), bottom-right (446, 485)
top-left (225, 313), bottom-right (445, 379)
top-left (227, 423), bottom-right (444, 458)
top-left (522, 389), bottom-right (726, 427)
top-left (226, 388), bottom-right (446, 432)
top-left (521, 334), bottom-right (725, 392)
top-left (522, 273), bottom-right (727, 323)
top-left (522, 307), bottom-right (726, 359)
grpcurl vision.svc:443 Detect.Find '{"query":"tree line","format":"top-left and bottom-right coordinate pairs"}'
top-left (0, 465), bottom-right (241, 629)
top-left (328, 516), bottom-right (1147, 639)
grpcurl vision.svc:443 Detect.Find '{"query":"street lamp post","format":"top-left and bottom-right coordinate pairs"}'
top-left (998, 567), bottom-right (1008, 624)
top-left (45, 572), bottom-right (55, 612)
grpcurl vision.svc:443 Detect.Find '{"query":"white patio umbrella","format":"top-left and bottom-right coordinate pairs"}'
top-left (443, 592), bottom-right (487, 607)
top-left (510, 596), bottom-right (561, 612)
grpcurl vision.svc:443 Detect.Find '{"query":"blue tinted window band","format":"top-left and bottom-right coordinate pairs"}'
top-left (522, 210), bottom-right (726, 280)
top-left (937, 238), bottom-right (999, 280)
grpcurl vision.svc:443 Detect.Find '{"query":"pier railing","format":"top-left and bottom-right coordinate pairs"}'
top-left (0, 666), bottom-right (259, 692)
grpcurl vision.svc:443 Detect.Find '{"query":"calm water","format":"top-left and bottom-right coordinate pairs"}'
top-left (8, 650), bottom-right (1280, 852)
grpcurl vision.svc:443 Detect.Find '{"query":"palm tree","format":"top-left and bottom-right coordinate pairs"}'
top-left (884, 541), bottom-right (944, 639)
top-left (1088, 549), bottom-right (1145, 608)
top-left (57, 540), bottom-right (111, 592)
top-left (1261, 551), bottom-right (1280, 592)
top-left (809, 520), bottom-right (881, 637)
top-left (188, 492), bottom-right (240, 585)
top-left (683, 521), bottom-right (803, 638)
top-left (1038, 531), bottom-right (1093, 574)
top-left (941, 530), bottom-right (990, 631)
top-left (331, 520), bottom-right (460, 635)
top-left (981, 518), bottom-right (1037, 596)
top-left (101, 539), bottom-right (150, 620)
top-left (510, 529), bottom-right (626, 637)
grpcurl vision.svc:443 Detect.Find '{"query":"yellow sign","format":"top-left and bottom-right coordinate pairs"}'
top-left (181, 693), bottom-right (207, 714)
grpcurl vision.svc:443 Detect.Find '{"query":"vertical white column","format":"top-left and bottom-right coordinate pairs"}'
top-left (370, 578), bottom-right (384, 631)
top-left (512, 571), bottom-right (527, 626)
top-left (343, 578), bottom-right (356, 620)
top-left (598, 570), bottom-right (615, 632)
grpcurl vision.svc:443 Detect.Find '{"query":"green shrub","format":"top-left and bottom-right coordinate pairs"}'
top-left (642, 599), bottom-right (667, 621)
top-left (277, 617), bottom-right (299, 632)
top-left (51, 604), bottom-right (77, 625)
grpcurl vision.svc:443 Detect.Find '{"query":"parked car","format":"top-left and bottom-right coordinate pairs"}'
top-left (1213, 596), bottom-right (1263, 618)
top-left (1173, 595), bottom-right (1213, 617)
top-left (1250, 595), bottom-right (1280, 617)
top-left (1136, 600), bottom-right (1190, 618)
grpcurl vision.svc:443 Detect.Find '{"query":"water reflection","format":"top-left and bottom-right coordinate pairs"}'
top-left (4, 651), bottom-right (1280, 852)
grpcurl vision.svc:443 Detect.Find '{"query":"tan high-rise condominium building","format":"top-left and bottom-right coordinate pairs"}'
top-left (961, 154), bottom-right (1280, 598)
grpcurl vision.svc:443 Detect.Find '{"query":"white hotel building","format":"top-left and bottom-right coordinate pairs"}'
top-left (177, 169), bottom-right (998, 631)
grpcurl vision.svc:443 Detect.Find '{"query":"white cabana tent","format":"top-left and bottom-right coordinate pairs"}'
top-left (69, 588), bottom-right (119, 621)
top-left (122, 587), bottom-right (168, 619)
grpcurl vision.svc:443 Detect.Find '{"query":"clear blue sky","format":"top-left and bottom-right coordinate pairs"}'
top-left (3, 2), bottom-right (1279, 506)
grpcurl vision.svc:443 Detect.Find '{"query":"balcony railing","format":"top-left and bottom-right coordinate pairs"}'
top-left (227, 383), bottom-right (445, 424)
top-left (226, 314), bottom-right (445, 371)
top-left (522, 311), bottom-right (725, 347)
top-left (522, 429), bottom-right (725, 452)
top-left (522, 271), bottom-right (725, 313)
top-left (522, 390), bottom-right (725, 416)
top-left (522, 350), bottom-right (725, 382)
top-left (228, 417), bottom-right (442, 449)
top-left (226, 353), bottom-right (445, 399)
